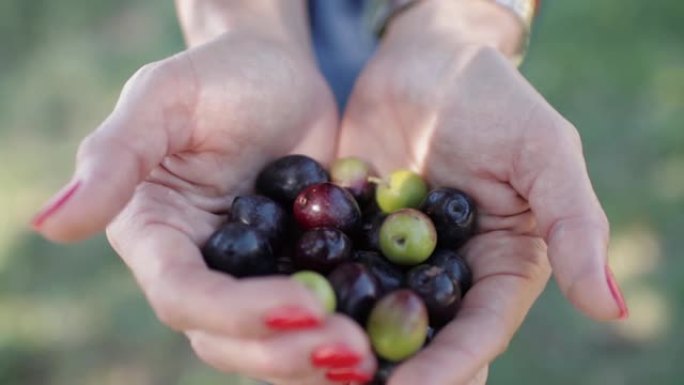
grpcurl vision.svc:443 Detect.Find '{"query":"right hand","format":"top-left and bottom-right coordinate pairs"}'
top-left (31, 25), bottom-right (375, 385)
top-left (337, 2), bottom-right (626, 383)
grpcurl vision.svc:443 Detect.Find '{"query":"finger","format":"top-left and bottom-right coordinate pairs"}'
top-left (187, 314), bottom-right (375, 384)
top-left (511, 110), bottom-right (627, 321)
top-left (32, 57), bottom-right (195, 242)
top-left (108, 219), bottom-right (326, 338)
top-left (389, 234), bottom-right (549, 385)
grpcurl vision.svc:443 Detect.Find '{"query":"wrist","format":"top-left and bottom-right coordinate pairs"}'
top-left (175, 0), bottom-right (311, 50)
top-left (383, 0), bottom-right (527, 61)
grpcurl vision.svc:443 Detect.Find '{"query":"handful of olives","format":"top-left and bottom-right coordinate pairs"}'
top-left (202, 155), bottom-right (476, 384)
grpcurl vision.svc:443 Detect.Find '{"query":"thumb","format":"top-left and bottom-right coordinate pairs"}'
top-left (32, 59), bottom-right (194, 242)
top-left (514, 116), bottom-right (628, 321)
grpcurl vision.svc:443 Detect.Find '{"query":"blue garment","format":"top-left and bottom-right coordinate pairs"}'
top-left (308, 0), bottom-right (378, 108)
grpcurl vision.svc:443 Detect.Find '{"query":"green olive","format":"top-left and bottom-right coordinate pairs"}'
top-left (379, 209), bottom-right (437, 266)
top-left (375, 169), bottom-right (428, 213)
top-left (330, 157), bottom-right (373, 200)
top-left (291, 270), bottom-right (337, 313)
top-left (367, 290), bottom-right (429, 362)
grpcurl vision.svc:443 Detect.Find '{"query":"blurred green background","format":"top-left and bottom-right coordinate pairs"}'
top-left (1, 0), bottom-right (682, 384)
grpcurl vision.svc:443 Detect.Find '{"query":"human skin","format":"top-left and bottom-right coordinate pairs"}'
top-left (32, 1), bottom-right (377, 384)
top-left (32, 1), bottom-right (627, 384)
top-left (338, 1), bottom-right (627, 384)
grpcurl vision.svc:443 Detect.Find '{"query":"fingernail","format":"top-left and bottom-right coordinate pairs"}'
top-left (31, 180), bottom-right (82, 229)
top-left (325, 368), bottom-right (373, 383)
top-left (264, 306), bottom-right (322, 330)
top-left (311, 344), bottom-right (362, 368)
top-left (605, 265), bottom-right (629, 320)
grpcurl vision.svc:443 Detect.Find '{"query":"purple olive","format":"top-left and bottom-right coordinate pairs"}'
top-left (293, 228), bottom-right (352, 273)
top-left (328, 262), bottom-right (381, 324)
top-left (293, 183), bottom-right (361, 234)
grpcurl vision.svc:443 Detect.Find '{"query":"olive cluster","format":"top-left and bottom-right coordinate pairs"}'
top-left (202, 155), bottom-right (477, 384)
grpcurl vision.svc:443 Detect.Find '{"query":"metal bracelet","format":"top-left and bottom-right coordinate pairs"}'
top-left (491, 0), bottom-right (538, 65)
top-left (369, 0), bottom-right (539, 65)
top-left (492, 0), bottom-right (537, 29)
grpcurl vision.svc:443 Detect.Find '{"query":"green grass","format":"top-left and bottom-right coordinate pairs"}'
top-left (1, 0), bottom-right (683, 384)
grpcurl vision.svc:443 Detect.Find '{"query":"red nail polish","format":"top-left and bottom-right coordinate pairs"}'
top-left (264, 306), bottom-right (322, 330)
top-left (605, 265), bottom-right (629, 319)
top-left (31, 180), bottom-right (82, 229)
top-left (311, 344), bottom-right (362, 368)
top-left (325, 368), bottom-right (373, 383)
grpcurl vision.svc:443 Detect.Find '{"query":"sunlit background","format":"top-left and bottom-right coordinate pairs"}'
top-left (1, 0), bottom-right (683, 384)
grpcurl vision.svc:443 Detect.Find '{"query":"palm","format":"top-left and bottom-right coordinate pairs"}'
top-left (84, 36), bottom-right (342, 338)
top-left (107, 34), bottom-right (338, 250)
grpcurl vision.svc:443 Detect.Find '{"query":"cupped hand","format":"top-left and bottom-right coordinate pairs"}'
top-left (32, 32), bottom-right (375, 384)
top-left (338, 7), bottom-right (627, 384)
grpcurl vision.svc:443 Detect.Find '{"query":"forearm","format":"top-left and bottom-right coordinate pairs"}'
top-left (384, 0), bottom-right (529, 61)
top-left (175, 0), bottom-right (311, 49)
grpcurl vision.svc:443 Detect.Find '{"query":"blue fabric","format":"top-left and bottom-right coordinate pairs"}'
top-left (308, 0), bottom-right (378, 109)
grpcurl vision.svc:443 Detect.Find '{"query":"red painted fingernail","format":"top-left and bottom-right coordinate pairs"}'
top-left (325, 368), bottom-right (373, 383)
top-left (31, 180), bottom-right (82, 229)
top-left (311, 344), bottom-right (362, 368)
top-left (264, 306), bottom-right (322, 330)
top-left (605, 265), bottom-right (629, 320)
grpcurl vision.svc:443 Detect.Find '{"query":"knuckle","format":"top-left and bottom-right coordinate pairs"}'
top-left (557, 119), bottom-right (583, 151)
top-left (191, 345), bottom-right (216, 369)
top-left (490, 335), bottom-right (511, 358)
top-left (136, 61), bottom-right (165, 78)
top-left (104, 190), bottom-right (161, 256)
top-left (328, 314), bottom-right (371, 349)
top-left (188, 333), bottom-right (211, 360)
top-left (104, 227), bottom-right (119, 249)
top-left (124, 193), bottom-right (165, 231)
top-left (252, 346), bottom-right (302, 379)
top-left (121, 59), bottom-right (181, 104)
top-left (189, 276), bottom-right (243, 336)
top-left (567, 125), bottom-right (583, 150)
top-left (266, 364), bottom-right (301, 379)
top-left (519, 237), bottom-right (552, 283)
top-left (470, 366), bottom-right (489, 385)
top-left (589, 211), bottom-right (611, 250)
top-left (537, 113), bottom-right (583, 152)
top-left (188, 335), bottom-right (232, 374)
top-left (75, 132), bottom-right (100, 161)
top-left (269, 278), bottom-right (322, 308)
top-left (121, 56), bottom-right (197, 120)
top-left (597, 211), bottom-right (611, 235)
top-left (147, 279), bottom-right (184, 329)
top-left (525, 105), bottom-right (583, 152)
top-left (130, 60), bottom-right (172, 90)
top-left (463, 307), bottom-right (514, 359)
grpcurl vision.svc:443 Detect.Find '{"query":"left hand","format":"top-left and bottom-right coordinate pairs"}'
top-left (32, 3), bottom-right (377, 383)
top-left (338, 1), bottom-right (626, 384)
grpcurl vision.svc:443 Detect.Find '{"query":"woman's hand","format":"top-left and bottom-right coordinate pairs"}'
top-left (32, 2), bottom-right (375, 383)
top-left (339, 1), bottom-right (627, 384)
